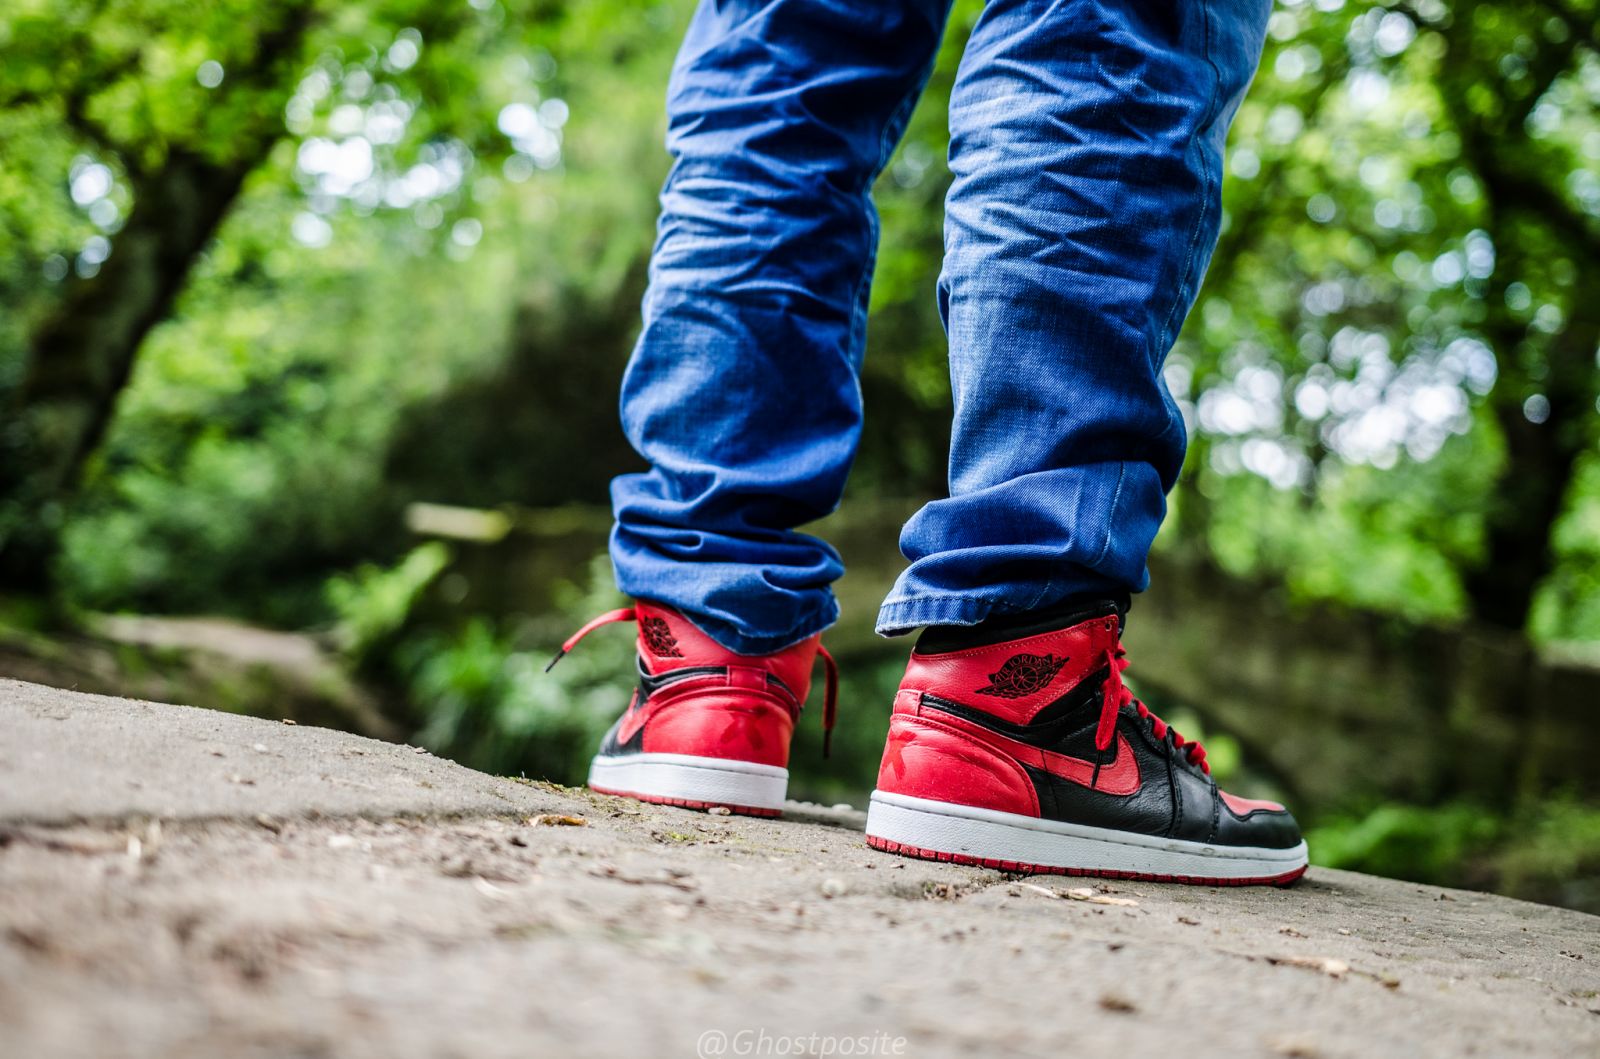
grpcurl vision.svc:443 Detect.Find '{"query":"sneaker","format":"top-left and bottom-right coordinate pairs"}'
top-left (863, 601), bottom-right (1307, 884)
top-left (549, 601), bottom-right (835, 817)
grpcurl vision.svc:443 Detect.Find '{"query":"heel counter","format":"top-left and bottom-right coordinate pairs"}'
top-left (642, 690), bottom-right (796, 768)
top-left (875, 695), bottom-right (1039, 818)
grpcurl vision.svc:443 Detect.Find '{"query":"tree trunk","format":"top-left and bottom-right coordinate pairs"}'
top-left (1436, 6), bottom-right (1600, 632)
top-left (0, 153), bottom-right (257, 589)
top-left (1451, 154), bottom-right (1600, 631)
top-left (1463, 301), bottom-right (1600, 631)
top-left (0, 4), bottom-right (317, 591)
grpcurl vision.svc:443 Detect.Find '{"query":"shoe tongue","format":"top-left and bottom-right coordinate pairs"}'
top-left (913, 594), bottom-right (1128, 655)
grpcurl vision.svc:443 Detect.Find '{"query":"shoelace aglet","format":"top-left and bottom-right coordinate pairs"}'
top-left (823, 729), bottom-right (832, 758)
top-left (545, 607), bottom-right (638, 674)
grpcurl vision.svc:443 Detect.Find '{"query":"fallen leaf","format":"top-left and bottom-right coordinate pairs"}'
top-left (473, 877), bottom-right (509, 899)
top-left (528, 814), bottom-right (587, 827)
top-left (1098, 993), bottom-right (1137, 1013)
top-left (1267, 955), bottom-right (1349, 978)
top-left (1024, 883), bottom-right (1139, 907)
top-left (1081, 893), bottom-right (1139, 907)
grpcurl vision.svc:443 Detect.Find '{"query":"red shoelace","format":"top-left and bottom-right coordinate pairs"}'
top-left (547, 607), bottom-right (839, 755)
top-left (1098, 645), bottom-right (1208, 774)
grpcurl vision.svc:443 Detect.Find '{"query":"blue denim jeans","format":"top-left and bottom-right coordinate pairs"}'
top-left (610, 0), bottom-right (1271, 654)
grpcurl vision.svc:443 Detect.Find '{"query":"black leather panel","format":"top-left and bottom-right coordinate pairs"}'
top-left (595, 707), bottom-right (644, 757)
top-left (932, 693), bottom-right (1304, 851)
top-left (1214, 800), bottom-right (1303, 850)
top-left (1022, 723), bottom-right (1178, 839)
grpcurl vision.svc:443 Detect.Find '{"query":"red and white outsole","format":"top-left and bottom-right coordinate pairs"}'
top-left (865, 790), bottom-right (1309, 886)
top-left (588, 752), bottom-right (787, 818)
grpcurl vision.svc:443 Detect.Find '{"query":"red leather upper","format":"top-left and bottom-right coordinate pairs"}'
top-left (897, 614), bottom-right (1121, 725)
top-left (877, 690), bottom-right (1041, 816)
top-left (877, 614), bottom-right (1124, 817)
top-left (628, 601), bottom-right (819, 768)
top-left (878, 614), bottom-right (1283, 829)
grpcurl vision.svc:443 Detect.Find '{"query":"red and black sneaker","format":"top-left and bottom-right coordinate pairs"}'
top-left (864, 600), bottom-right (1307, 884)
top-left (549, 601), bottom-right (836, 817)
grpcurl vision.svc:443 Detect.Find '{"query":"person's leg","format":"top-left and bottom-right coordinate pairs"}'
top-left (863, 0), bottom-right (1301, 883)
top-left (611, 0), bottom-right (950, 656)
top-left (876, 0), bottom-right (1271, 635)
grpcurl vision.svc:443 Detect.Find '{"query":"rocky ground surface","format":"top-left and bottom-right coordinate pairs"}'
top-left (2, 677), bottom-right (1598, 1059)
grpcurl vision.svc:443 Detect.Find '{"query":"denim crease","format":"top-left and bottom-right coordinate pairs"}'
top-left (609, 0), bottom-right (1271, 654)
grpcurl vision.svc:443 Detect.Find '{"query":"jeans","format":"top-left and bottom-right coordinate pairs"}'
top-left (609, 0), bottom-right (1271, 654)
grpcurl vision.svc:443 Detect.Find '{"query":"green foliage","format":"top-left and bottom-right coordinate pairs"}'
top-left (325, 540), bottom-right (451, 663)
top-left (1309, 802), bottom-right (1502, 882)
top-left (787, 653), bottom-right (900, 808)
top-left (389, 555), bottom-right (631, 783)
top-left (5, 0), bottom-right (681, 617)
top-left (54, 203), bottom-right (524, 618)
top-left (1309, 798), bottom-right (1600, 913)
top-left (1531, 458), bottom-right (1600, 643)
top-left (3, 0), bottom-right (1595, 636)
top-left (1495, 800), bottom-right (1600, 909)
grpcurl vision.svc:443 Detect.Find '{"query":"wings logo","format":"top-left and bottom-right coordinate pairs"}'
top-left (639, 616), bottom-right (684, 658)
top-left (973, 652), bottom-right (1067, 699)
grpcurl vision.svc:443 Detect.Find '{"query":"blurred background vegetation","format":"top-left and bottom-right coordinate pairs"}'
top-left (2, 0), bottom-right (1599, 911)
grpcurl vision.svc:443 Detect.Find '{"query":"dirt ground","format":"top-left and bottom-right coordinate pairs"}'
top-left (2, 679), bottom-right (1598, 1058)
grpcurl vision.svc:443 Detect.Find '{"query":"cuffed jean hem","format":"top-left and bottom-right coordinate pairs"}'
top-left (874, 594), bottom-right (1014, 637)
top-left (679, 593), bottom-right (842, 656)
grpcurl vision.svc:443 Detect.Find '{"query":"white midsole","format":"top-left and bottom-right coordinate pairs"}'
top-left (865, 790), bottom-right (1308, 879)
top-left (588, 752), bottom-right (788, 812)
